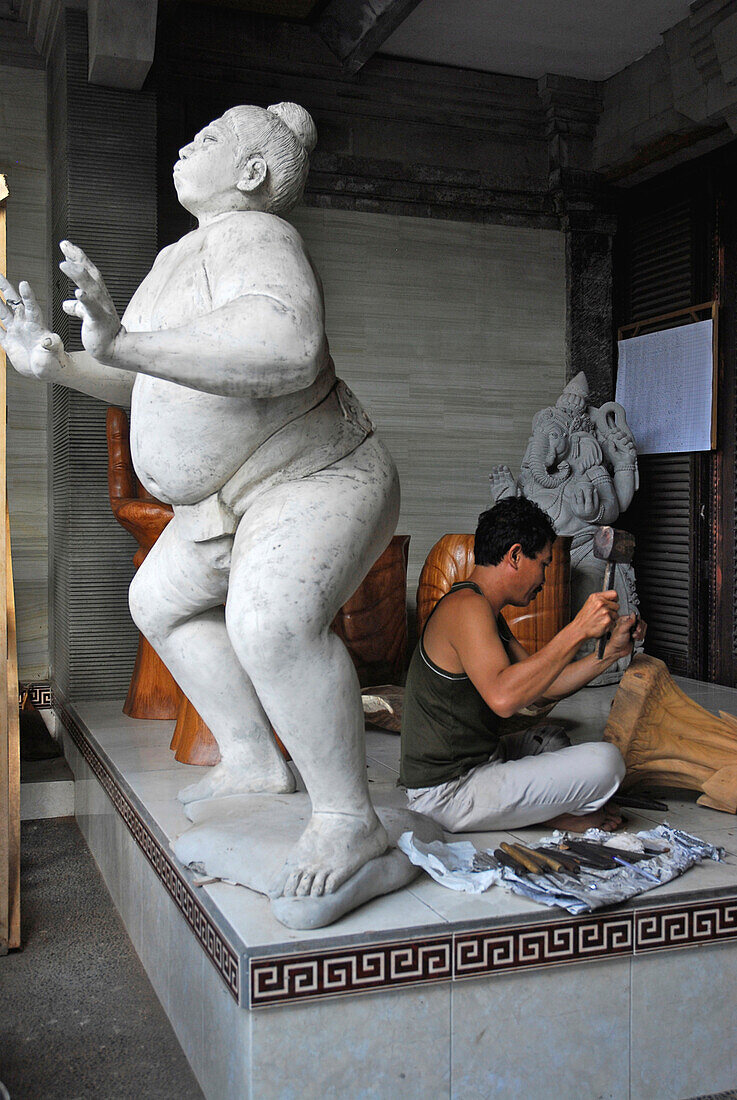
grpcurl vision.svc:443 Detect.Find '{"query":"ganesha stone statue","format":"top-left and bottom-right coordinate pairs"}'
top-left (490, 372), bottom-right (640, 683)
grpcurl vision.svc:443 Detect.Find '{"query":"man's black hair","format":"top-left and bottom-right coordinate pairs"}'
top-left (474, 497), bottom-right (556, 566)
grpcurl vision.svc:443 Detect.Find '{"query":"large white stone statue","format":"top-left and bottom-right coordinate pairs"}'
top-left (490, 372), bottom-right (641, 683)
top-left (0, 102), bottom-right (440, 925)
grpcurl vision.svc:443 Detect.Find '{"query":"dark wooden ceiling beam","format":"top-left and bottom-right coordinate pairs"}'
top-left (87, 0), bottom-right (158, 90)
top-left (314, 0), bottom-right (423, 74)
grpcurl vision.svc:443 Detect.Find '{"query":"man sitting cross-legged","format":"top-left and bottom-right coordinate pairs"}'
top-left (400, 497), bottom-right (646, 833)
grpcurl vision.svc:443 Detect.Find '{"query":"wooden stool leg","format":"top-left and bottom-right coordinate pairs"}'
top-left (172, 694), bottom-right (221, 766)
top-left (124, 632), bottom-right (181, 719)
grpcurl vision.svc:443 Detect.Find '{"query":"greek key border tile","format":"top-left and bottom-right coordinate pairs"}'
top-left (55, 699), bottom-right (241, 1003)
top-left (250, 936), bottom-right (453, 1008)
top-left (19, 681), bottom-right (52, 709)
top-left (455, 913), bottom-right (635, 980)
top-left (636, 898), bottom-right (737, 952)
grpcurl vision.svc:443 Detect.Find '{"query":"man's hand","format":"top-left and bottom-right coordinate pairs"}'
top-left (603, 613), bottom-right (647, 662)
top-left (572, 590), bottom-right (619, 643)
top-left (60, 240), bottom-right (125, 365)
top-left (0, 275), bottom-right (67, 381)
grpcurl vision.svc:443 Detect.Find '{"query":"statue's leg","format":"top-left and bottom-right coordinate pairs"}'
top-left (128, 516), bottom-right (295, 800)
top-left (225, 434), bottom-right (400, 899)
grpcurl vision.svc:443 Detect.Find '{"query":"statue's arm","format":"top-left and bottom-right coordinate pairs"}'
top-left (0, 274), bottom-right (133, 406)
top-left (108, 295), bottom-right (325, 398)
top-left (60, 233), bottom-right (325, 399)
top-left (613, 466), bottom-right (637, 512)
top-left (599, 424), bottom-right (639, 509)
top-left (54, 350), bottom-right (135, 406)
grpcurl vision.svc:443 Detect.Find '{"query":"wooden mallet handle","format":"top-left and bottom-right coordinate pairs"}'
top-left (597, 561), bottom-right (616, 659)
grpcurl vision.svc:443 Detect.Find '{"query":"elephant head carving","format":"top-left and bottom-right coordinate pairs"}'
top-left (521, 407), bottom-right (571, 489)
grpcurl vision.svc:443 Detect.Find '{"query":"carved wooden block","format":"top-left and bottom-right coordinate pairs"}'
top-left (416, 533), bottom-right (571, 653)
top-left (604, 654), bottom-right (737, 813)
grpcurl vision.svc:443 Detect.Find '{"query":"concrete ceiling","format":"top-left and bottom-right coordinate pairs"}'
top-left (380, 0), bottom-right (694, 81)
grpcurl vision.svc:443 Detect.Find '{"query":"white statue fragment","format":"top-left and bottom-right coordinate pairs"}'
top-left (0, 102), bottom-right (440, 924)
top-left (490, 372), bottom-right (641, 683)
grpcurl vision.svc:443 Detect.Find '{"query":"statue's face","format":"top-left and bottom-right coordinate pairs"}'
top-left (545, 422), bottom-right (567, 465)
top-left (173, 119), bottom-right (239, 214)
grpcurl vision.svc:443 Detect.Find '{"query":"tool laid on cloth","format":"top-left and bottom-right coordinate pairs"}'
top-left (592, 525), bottom-right (636, 658)
top-left (612, 792), bottom-right (669, 812)
top-left (397, 825), bottom-right (724, 914)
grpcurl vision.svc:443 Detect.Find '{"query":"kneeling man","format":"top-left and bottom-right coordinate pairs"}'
top-left (400, 498), bottom-right (645, 833)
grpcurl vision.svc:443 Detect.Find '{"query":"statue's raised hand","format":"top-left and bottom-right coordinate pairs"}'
top-left (601, 426), bottom-right (636, 468)
top-left (0, 275), bottom-right (66, 381)
top-left (489, 464), bottom-right (518, 503)
top-left (571, 479), bottom-right (600, 520)
top-left (60, 240), bottom-right (123, 364)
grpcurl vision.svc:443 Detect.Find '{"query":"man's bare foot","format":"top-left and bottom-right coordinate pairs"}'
top-left (544, 801), bottom-right (624, 833)
top-left (268, 811), bottom-right (389, 899)
top-left (178, 756), bottom-right (296, 805)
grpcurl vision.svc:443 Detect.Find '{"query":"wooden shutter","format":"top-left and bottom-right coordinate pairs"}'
top-left (617, 192), bottom-right (707, 677)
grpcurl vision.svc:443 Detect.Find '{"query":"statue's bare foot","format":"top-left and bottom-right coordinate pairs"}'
top-left (544, 801), bottom-right (624, 833)
top-left (178, 755), bottom-right (296, 805)
top-left (269, 811), bottom-right (389, 899)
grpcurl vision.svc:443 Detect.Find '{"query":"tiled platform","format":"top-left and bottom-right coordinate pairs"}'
top-left (57, 679), bottom-right (737, 1099)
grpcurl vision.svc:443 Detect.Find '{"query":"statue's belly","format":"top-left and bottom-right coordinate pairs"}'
top-left (130, 377), bottom-right (264, 504)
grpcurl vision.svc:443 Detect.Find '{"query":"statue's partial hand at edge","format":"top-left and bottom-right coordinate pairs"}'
top-left (0, 274), bottom-right (67, 383)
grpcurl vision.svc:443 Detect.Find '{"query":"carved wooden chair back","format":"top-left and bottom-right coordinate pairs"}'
top-left (417, 533), bottom-right (571, 654)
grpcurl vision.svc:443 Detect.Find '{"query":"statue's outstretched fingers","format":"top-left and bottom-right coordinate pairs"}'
top-left (62, 298), bottom-right (85, 319)
top-left (0, 273), bottom-right (20, 305)
top-left (18, 281), bottom-right (41, 321)
top-left (60, 240), bottom-right (103, 285)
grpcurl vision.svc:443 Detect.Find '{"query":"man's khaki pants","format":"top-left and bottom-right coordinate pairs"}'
top-left (405, 732), bottom-right (625, 832)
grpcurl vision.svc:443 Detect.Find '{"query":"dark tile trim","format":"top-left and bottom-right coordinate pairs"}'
top-left (53, 694), bottom-right (737, 1011)
top-left (55, 698), bottom-right (241, 1004)
top-left (635, 897), bottom-right (737, 952)
top-left (250, 936), bottom-right (453, 1009)
top-left (455, 912), bottom-right (635, 980)
top-left (20, 681), bottom-right (52, 709)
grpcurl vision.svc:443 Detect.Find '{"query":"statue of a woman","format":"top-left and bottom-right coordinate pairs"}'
top-left (0, 103), bottom-right (400, 900)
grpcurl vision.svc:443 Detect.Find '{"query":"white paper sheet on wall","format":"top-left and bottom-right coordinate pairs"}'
top-left (616, 319), bottom-right (714, 454)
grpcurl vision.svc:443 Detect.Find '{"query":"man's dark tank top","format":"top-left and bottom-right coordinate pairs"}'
top-left (399, 581), bottom-right (515, 789)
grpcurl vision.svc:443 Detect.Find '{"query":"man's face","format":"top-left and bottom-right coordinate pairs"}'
top-left (513, 541), bottom-right (553, 605)
top-left (173, 120), bottom-right (239, 214)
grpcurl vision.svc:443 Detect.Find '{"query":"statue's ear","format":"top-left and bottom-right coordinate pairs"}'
top-left (237, 155), bottom-right (267, 194)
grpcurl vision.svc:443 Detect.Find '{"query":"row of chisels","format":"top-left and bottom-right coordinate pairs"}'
top-left (472, 838), bottom-right (666, 888)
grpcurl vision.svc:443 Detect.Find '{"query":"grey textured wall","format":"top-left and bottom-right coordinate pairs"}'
top-left (290, 207), bottom-right (567, 607)
top-left (0, 51), bottom-right (49, 682)
top-left (49, 10), bottom-right (157, 701)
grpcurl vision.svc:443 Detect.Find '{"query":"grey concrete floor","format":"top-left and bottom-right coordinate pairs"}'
top-left (0, 817), bottom-right (203, 1100)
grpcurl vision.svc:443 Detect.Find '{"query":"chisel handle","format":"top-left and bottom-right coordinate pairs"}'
top-left (597, 561), bottom-right (617, 659)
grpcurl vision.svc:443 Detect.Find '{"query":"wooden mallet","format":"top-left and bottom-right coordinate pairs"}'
top-left (592, 526), bottom-right (635, 659)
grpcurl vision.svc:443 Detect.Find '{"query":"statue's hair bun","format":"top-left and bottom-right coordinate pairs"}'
top-left (267, 102), bottom-right (317, 155)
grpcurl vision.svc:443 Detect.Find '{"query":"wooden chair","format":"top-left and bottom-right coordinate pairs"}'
top-left (107, 407), bottom-right (219, 764)
top-left (417, 533), bottom-right (571, 652)
top-left (333, 535), bottom-right (410, 688)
